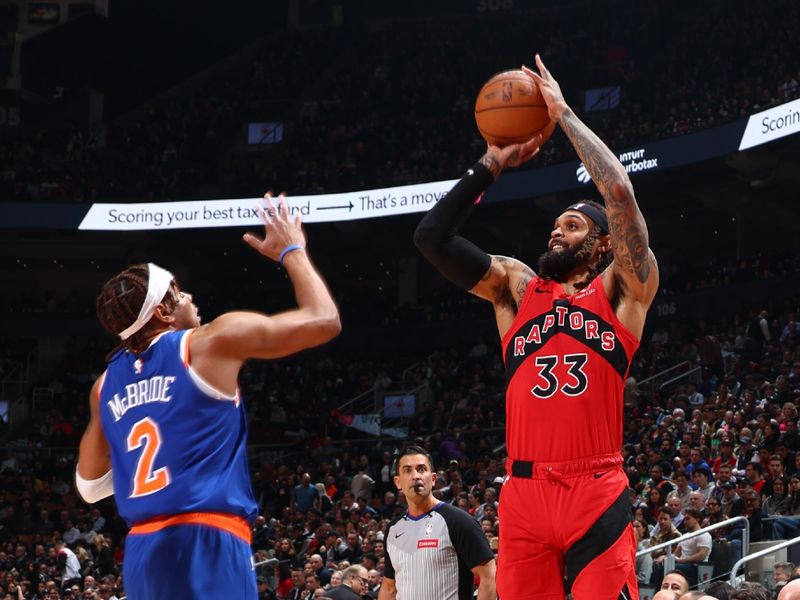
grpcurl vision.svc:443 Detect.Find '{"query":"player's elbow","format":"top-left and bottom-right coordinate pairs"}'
top-left (413, 221), bottom-right (442, 256)
top-left (610, 178), bottom-right (634, 204)
top-left (309, 311), bottom-right (342, 345)
top-left (413, 222), bottom-right (430, 251)
top-left (323, 313), bottom-right (343, 340)
top-left (75, 467), bottom-right (114, 504)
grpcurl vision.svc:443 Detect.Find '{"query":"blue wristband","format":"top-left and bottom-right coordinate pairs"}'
top-left (279, 243), bottom-right (305, 265)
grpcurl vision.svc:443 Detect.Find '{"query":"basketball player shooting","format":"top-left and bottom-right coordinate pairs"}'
top-left (414, 54), bottom-right (658, 600)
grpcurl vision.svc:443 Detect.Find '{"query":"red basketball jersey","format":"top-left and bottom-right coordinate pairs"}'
top-left (501, 275), bottom-right (639, 462)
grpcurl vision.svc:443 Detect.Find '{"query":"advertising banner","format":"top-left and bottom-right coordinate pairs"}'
top-left (2, 98), bottom-right (798, 231)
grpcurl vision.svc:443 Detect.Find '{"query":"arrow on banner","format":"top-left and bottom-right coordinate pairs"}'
top-left (316, 201), bottom-right (353, 212)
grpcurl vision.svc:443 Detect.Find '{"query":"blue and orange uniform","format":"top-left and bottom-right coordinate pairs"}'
top-left (99, 330), bottom-right (257, 600)
top-left (498, 275), bottom-right (639, 600)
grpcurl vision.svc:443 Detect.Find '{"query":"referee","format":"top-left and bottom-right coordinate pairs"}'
top-left (378, 446), bottom-right (496, 600)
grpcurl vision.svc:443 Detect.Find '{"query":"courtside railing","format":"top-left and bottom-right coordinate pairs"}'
top-left (729, 535), bottom-right (800, 586)
top-left (638, 516), bottom-right (750, 574)
top-left (636, 361), bottom-right (691, 391)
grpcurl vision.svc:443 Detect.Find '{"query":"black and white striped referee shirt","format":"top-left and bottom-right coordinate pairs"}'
top-left (384, 501), bottom-right (493, 600)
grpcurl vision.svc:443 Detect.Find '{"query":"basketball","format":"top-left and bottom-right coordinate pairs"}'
top-left (474, 69), bottom-right (555, 147)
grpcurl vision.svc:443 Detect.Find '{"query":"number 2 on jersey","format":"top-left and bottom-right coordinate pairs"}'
top-left (127, 416), bottom-right (171, 498)
top-left (530, 353), bottom-right (588, 398)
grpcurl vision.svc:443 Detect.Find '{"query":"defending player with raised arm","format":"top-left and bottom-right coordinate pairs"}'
top-left (76, 194), bottom-right (340, 600)
top-left (414, 54), bottom-right (658, 600)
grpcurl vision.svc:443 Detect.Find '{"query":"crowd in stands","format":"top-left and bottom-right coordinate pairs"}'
top-left (1, 0), bottom-right (798, 204)
top-left (3, 3), bottom-right (800, 599)
top-left (0, 273), bottom-right (798, 597)
top-left (5, 249), bottom-right (799, 326)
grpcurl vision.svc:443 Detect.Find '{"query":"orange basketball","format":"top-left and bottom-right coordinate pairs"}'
top-left (474, 69), bottom-right (555, 147)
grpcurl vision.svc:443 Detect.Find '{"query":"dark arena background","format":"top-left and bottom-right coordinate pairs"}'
top-left (1, 1), bottom-right (800, 598)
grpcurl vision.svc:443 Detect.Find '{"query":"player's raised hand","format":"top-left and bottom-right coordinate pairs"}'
top-left (243, 193), bottom-right (306, 263)
top-left (481, 133), bottom-right (541, 178)
top-left (523, 54), bottom-right (569, 122)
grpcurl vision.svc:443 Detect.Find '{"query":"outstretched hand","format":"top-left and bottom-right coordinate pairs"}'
top-left (243, 193), bottom-right (307, 263)
top-left (522, 54), bottom-right (569, 122)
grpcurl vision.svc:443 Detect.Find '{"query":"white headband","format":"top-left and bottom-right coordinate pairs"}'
top-left (118, 263), bottom-right (175, 340)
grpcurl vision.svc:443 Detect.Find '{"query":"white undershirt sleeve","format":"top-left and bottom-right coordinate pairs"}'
top-left (75, 468), bottom-right (115, 503)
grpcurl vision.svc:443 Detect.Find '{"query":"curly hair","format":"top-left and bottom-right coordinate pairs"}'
top-left (96, 264), bottom-right (177, 356)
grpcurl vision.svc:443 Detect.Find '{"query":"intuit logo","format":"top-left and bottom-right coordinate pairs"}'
top-left (576, 147), bottom-right (660, 184)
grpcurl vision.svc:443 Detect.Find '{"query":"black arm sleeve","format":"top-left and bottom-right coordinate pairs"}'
top-left (413, 161), bottom-right (495, 290)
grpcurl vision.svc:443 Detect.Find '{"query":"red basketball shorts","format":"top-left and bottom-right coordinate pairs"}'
top-left (497, 456), bottom-right (638, 600)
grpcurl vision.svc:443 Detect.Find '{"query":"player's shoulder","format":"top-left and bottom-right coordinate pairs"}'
top-left (491, 255), bottom-right (535, 276)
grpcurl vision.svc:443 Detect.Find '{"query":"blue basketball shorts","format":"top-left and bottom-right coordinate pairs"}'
top-left (124, 520), bottom-right (256, 600)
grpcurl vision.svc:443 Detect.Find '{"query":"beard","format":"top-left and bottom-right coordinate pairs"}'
top-left (536, 233), bottom-right (597, 281)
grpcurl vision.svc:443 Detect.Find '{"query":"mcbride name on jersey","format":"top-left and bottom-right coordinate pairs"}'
top-left (106, 374), bottom-right (176, 422)
top-left (501, 276), bottom-right (639, 462)
top-left (99, 330), bottom-right (257, 526)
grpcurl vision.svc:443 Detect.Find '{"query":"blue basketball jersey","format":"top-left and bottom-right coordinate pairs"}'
top-left (99, 330), bottom-right (257, 526)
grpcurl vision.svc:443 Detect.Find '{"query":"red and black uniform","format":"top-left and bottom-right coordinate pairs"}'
top-left (498, 275), bottom-right (639, 600)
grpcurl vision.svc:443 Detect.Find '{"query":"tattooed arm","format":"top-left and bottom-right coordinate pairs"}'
top-left (470, 254), bottom-right (534, 307)
top-left (524, 54), bottom-right (658, 338)
top-left (414, 141), bottom-right (540, 338)
top-left (470, 254), bottom-right (535, 338)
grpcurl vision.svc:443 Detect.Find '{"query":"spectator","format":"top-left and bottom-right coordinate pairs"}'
top-left (744, 462), bottom-right (764, 494)
top-left (693, 467), bottom-right (715, 500)
top-left (366, 569), bottom-right (381, 598)
top-left (285, 567), bottom-right (306, 600)
top-left (650, 510), bottom-right (682, 588)
top-left (773, 561), bottom-right (795, 597)
top-left (687, 491), bottom-right (707, 517)
top-left (304, 573), bottom-right (321, 597)
top-left (350, 467), bottom-right (375, 502)
top-left (730, 581), bottom-right (771, 600)
top-left (736, 437), bottom-right (757, 470)
top-left (705, 580), bottom-right (735, 600)
top-left (721, 482), bottom-right (745, 518)
top-left (673, 509), bottom-right (711, 585)
top-left (55, 541), bottom-right (81, 591)
top-left (633, 518), bottom-right (653, 586)
top-left (762, 477), bottom-right (789, 517)
top-left (713, 441), bottom-right (738, 475)
top-left (712, 464), bottom-right (736, 500)
top-left (337, 533), bottom-right (362, 565)
top-left (701, 498), bottom-right (728, 536)
top-left (325, 564), bottom-right (369, 600)
top-left (786, 476), bottom-right (800, 515)
top-left (669, 469), bottom-right (693, 509)
top-left (661, 571), bottom-right (690, 596)
top-left (648, 465), bottom-right (676, 499)
top-left (665, 496), bottom-right (686, 532)
top-left (308, 554), bottom-right (332, 587)
top-left (293, 474), bottom-right (321, 514)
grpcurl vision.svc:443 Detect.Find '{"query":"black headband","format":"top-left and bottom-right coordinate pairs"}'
top-left (565, 202), bottom-right (609, 234)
